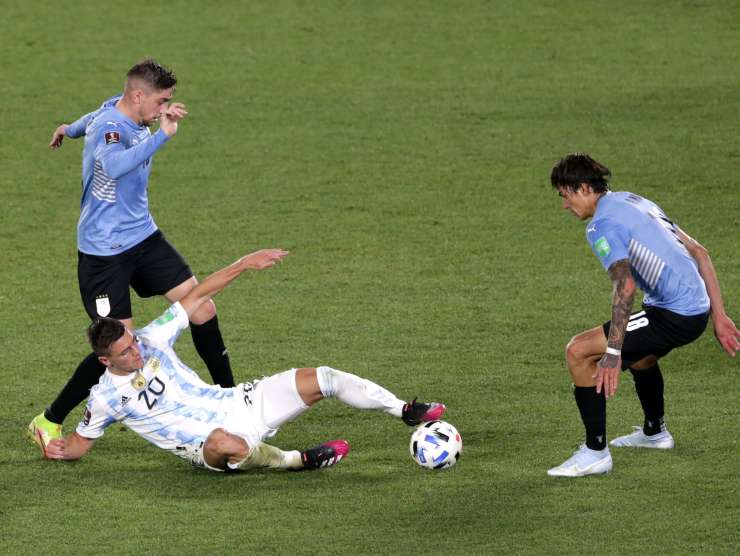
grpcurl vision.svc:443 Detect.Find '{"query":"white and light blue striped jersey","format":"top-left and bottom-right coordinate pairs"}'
top-left (586, 191), bottom-right (709, 316)
top-left (77, 303), bottom-right (237, 459)
top-left (73, 94), bottom-right (171, 255)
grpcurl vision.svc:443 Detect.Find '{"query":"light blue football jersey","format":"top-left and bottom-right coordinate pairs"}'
top-left (77, 303), bottom-right (238, 461)
top-left (586, 191), bottom-right (710, 316)
top-left (68, 95), bottom-right (171, 255)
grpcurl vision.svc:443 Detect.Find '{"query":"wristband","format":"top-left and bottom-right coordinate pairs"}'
top-left (605, 347), bottom-right (621, 356)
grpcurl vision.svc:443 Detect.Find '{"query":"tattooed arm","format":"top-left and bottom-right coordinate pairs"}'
top-left (595, 259), bottom-right (636, 398)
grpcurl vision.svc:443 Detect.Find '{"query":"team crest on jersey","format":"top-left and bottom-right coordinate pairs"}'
top-left (131, 371), bottom-right (147, 390)
top-left (594, 236), bottom-right (611, 258)
top-left (95, 295), bottom-right (111, 317)
top-left (104, 131), bottom-right (120, 144)
top-left (144, 357), bottom-right (161, 374)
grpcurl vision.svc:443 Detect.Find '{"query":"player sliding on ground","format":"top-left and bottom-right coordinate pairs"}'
top-left (41, 248), bottom-right (446, 472)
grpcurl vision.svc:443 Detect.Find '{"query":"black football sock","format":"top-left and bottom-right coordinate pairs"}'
top-left (629, 364), bottom-right (664, 436)
top-left (46, 352), bottom-right (107, 424)
top-left (190, 315), bottom-right (234, 388)
top-left (574, 386), bottom-right (607, 450)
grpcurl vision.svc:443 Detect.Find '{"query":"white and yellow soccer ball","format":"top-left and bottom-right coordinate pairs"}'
top-left (409, 420), bottom-right (462, 470)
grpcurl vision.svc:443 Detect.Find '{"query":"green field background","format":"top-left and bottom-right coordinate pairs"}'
top-left (1, 1), bottom-right (738, 554)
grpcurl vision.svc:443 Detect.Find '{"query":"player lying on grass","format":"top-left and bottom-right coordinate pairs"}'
top-left (41, 248), bottom-right (445, 472)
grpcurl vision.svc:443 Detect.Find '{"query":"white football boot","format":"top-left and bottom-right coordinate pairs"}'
top-left (610, 426), bottom-right (674, 449)
top-left (547, 444), bottom-right (613, 477)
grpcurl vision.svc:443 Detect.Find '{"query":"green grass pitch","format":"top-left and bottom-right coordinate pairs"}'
top-left (1, 1), bottom-right (738, 554)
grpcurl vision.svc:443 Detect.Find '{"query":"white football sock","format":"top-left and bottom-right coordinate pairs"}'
top-left (228, 442), bottom-right (302, 471)
top-left (316, 366), bottom-right (405, 418)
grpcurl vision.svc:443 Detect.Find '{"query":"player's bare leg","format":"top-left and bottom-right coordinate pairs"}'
top-left (548, 326), bottom-right (612, 477)
top-left (203, 428), bottom-right (303, 471)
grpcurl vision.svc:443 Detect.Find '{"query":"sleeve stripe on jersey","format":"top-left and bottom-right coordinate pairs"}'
top-left (629, 239), bottom-right (666, 288)
top-left (91, 161), bottom-right (117, 203)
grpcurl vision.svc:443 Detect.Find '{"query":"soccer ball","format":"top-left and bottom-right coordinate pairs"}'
top-left (409, 420), bottom-right (462, 470)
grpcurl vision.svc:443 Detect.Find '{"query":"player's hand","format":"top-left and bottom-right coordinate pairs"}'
top-left (241, 249), bottom-right (290, 271)
top-left (159, 102), bottom-right (188, 137)
top-left (594, 353), bottom-right (621, 399)
top-left (50, 124), bottom-right (68, 149)
top-left (43, 438), bottom-right (67, 460)
top-left (713, 313), bottom-right (740, 357)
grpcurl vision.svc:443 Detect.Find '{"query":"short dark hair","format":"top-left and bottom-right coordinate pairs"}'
top-left (126, 58), bottom-right (177, 91)
top-left (88, 318), bottom-right (126, 356)
top-left (550, 153), bottom-right (611, 193)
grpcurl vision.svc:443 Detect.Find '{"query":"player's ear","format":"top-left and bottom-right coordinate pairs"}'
top-left (98, 355), bottom-right (110, 367)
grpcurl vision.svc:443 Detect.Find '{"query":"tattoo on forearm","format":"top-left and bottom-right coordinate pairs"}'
top-left (607, 259), bottom-right (635, 351)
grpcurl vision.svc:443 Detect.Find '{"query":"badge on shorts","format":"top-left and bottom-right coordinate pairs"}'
top-left (104, 131), bottom-right (120, 145)
top-left (594, 236), bottom-right (611, 258)
top-left (95, 295), bottom-right (111, 317)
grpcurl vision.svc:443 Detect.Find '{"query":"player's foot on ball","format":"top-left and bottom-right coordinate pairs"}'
top-left (547, 444), bottom-right (612, 477)
top-left (610, 426), bottom-right (674, 449)
top-left (401, 398), bottom-right (446, 426)
top-left (300, 440), bottom-right (350, 470)
top-left (27, 413), bottom-right (62, 454)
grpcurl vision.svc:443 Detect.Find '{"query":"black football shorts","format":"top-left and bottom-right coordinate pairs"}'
top-left (78, 230), bottom-right (193, 320)
top-left (602, 305), bottom-right (709, 369)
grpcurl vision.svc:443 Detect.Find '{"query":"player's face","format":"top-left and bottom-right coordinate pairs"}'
top-left (103, 330), bottom-right (144, 373)
top-left (558, 185), bottom-right (594, 220)
top-left (139, 87), bottom-right (174, 127)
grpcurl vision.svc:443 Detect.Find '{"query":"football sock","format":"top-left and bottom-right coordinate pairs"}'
top-left (190, 315), bottom-right (235, 388)
top-left (316, 366), bottom-right (405, 417)
top-left (629, 364), bottom-right (665, 436)
top-left (228, 442), bottom-right (302, 471)
top-left (46, 352), bottom-right (107, 424)
top-left (574, 386), bottom-right (607, 451)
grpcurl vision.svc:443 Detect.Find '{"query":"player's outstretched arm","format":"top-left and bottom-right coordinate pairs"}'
top-left (677, 227), bottom-right (740, 356)
top-left (44, 432), bottom-right (96, 461)
top-left (179, 249), bottom-right (289, 319)
top-left (50, 111), bottom-right (96, 148)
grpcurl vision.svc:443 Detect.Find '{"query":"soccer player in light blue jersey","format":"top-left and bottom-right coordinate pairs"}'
top-left (546, 153), bottom-right (739, 478)
top-left (30, 60), bottom-right (234, 449)
top-left (40, 248), bottom-right (446, 472)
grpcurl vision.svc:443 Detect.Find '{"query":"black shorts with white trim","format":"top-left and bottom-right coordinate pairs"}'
top-left (602, 305), bottom-right (709, 369)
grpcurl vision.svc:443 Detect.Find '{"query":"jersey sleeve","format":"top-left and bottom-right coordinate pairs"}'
top-left (586, 217), bottom-right (630, 270)
top-left (65, 112), bottom-right (94, 138)
top-left (75, 390), bottom-right (116, 439)
top-left (94, 125), bottom-right (170, 179)
top-left (136, 302), bottom-right (190, 350)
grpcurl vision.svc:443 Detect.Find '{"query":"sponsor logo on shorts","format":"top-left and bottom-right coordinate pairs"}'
top-left (83, 408), bottom-right (92, 426)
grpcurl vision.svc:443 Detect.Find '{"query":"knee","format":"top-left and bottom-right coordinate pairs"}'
top-left (296, 367), bottom-right (323, 406)
top-left (206, 428), bottom-right (248, 460)
top-left (565, 334), bottom-right (589, 367)
top-left (190, 300), bottom-right (217, 325)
